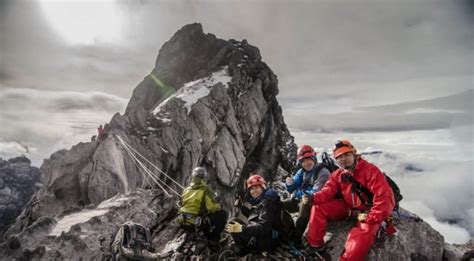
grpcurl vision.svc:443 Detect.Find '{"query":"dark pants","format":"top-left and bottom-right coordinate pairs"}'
top-left (281, 197), bottom-right (312, 245)
top-left (205, 210), bottom-right (228, 242)
top-left (230, 230), bottom-right (279, 255)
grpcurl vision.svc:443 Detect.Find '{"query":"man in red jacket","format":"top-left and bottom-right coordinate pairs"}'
top-left (305, 140), bottom-right (395, 261)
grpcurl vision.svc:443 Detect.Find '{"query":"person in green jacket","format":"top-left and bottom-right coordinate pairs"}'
top-left (177, 167), bottom-right (228, 242)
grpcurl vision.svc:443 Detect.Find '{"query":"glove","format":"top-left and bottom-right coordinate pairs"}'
top-left (225, 221), bottom-right (243, 233)
top-left (357, 213), bottom-right (367, 222)
top-left (348, 209), bottom-right (360, 218)
top-left (234, 198), bottom-right (242, 208)
top-left (302, 194), bottom-right (312, 205)
top-left (285, 177), bottom-right (294, 186)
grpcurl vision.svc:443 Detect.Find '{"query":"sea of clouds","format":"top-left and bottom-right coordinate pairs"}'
top-left (293, 127), bottom-right (473, 244)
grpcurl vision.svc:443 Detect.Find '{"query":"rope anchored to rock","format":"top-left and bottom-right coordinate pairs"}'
top-left (115, 134), bottom-right (184, 197)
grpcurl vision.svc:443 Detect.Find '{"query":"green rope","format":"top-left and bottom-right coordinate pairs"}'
top-left (148, 72), bottom-right (175, 97)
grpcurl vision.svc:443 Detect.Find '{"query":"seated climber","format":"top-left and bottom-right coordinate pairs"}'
top-left (226, 174), bottom-right (283, 256)
top-left (177, 167), bottom-right (228, 243)
top-left (305, 140), bottom-right (395, 260)
top-left (283, 144), bottom-right (330, 246)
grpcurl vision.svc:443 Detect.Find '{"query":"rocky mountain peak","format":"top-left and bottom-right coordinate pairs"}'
top-left (1, 23), bottom-right (296, 259)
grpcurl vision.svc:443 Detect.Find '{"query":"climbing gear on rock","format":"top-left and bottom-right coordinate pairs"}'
top-left (111, 222), bottom-right (159, 261)
top-left (115, 134), bottom-right (184, 197)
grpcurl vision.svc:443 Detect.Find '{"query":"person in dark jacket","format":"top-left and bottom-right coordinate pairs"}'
top-left (226, 174), bottom-right (282, 255)
top-left (283, 144), bottom-right (330, 245)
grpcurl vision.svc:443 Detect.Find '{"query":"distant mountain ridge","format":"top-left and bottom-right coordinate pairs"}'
top-left (0, 156), bottom-right (41, 238)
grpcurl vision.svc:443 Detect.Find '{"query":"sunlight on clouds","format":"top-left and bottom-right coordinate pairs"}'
top-left (37, 0), bottom-right (124, 45)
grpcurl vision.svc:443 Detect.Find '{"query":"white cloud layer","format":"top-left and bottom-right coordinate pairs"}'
top-left (402, 200), bottom-right (470, 244)
top-left (0, 87), bottom-right (127, 165)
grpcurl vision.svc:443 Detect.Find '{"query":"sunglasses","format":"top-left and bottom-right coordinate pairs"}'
top-left (335, 140), bottom-right (349, 149)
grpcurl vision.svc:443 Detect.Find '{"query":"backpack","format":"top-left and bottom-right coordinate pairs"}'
top-left (343, 172), bottom-right (403, 211)
top-left (177, 188), bottom-right (211, 236)
top-left (321, 152), bottom-right (339, 172)
top-left (112, 222), bottom-right (156, 260)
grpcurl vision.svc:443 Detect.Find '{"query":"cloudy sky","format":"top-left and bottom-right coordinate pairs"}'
top-left (1, 0), bottom-right (472, 165)
top-left (1, 0), bottom-right (473, 243)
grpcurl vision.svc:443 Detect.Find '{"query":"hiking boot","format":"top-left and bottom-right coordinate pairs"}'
top-left (323, 232), bottom-right (333, 244)
top-left (219, 233), bottom-right (231, 244)
top-left (304, 244), bottom-right (327, 259)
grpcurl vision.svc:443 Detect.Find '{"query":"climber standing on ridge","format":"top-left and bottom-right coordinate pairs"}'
top-left (305, 140), bottom-right (395, 260)
top-left (177, 167), bottom-right (228, 243)
top-left (226, 174), bottom-right (283, 256)
top-left (97, 124), bottom-right (106, 141)
top-left (283, 144), bottom-right (330, 246)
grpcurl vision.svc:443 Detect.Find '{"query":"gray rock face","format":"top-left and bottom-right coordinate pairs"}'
top-left (2, 23), bottom-right (296, 259)
top-left (444, 240), bottom-right (474, 261)
top-left (323, 209), bottom-right (445, 260)
top-left (0, 23), bottom-right (454, 260)
top-left (0, 156), bottom-right (41, 238)
top-left (0, 189), bottom-right (172, 260)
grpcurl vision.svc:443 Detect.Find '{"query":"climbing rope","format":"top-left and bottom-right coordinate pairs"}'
top-left (115, 134), bottom-right (184, 197)
top-left (116, 134), bottom-right (184, 190)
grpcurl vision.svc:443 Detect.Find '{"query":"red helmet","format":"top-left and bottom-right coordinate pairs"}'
top-left (246, 175), bottom-right (267, 189)
top-left (333, 140), bottom-right (357, 158)
top-left (297, 145), bottom-right (316, 161)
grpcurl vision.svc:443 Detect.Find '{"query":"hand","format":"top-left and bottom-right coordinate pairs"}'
top-left (234, 198), bottom-right (242, 208)
top-left (285, 177), bottom-right (294, 186)
top-left (348, 209), bottom-right (360, 218)
top-left (225, 221), bottom-right (243, 233)
top-left (357, 213), bottom-right (367, 222)
top-left (302, 194), bottom-right (312, 205)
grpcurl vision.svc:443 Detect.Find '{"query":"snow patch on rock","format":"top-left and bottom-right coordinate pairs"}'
top-left (153, 66), bottom-right (231, 118)
top-left (49, 209), bottom-right (108, 236)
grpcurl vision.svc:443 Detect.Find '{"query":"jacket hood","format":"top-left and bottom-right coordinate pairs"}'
top-left (264, 188), bottom-right (279, 199)
top-left (190, 179), bottom-right (207, 189)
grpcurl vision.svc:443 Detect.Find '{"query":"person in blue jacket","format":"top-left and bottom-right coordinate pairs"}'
top-left (283, 144), bottom-right (330, 246)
